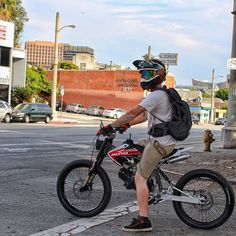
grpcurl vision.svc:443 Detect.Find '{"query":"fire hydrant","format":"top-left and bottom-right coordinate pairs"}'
top-left (203, 129), bottom-right (215, 152)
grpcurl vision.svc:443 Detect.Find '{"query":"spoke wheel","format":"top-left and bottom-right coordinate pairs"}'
top-left (173, 169), bottom-right (235, 229)
top-left (57, 160), bottom-right (112, 217)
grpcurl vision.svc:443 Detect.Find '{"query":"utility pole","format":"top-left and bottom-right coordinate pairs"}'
top-left (51, 12), bottom-right (60, 120)
top-left (147, 45), bottom-right (151, 59)
top-left (222, 0), bottom-right (236, 148)
top-left (210, 69), bottom-right (215, 123)
top-left (143, 45), bottom-right (152, 97)
top-left (50, 12), bottom-right (75, 120)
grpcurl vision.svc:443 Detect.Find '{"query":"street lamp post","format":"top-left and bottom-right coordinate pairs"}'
top-left (210, 69), bottom-right (215, 124)
top-left (51, 12), bottom-right (75, 120)
top-left (222, 0), bottom-right (236, 148)
top-left (210, 69), bottom-right (223, 124)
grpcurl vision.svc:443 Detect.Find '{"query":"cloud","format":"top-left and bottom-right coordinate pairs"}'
top-left (21, 0), bottom-right (233, 84)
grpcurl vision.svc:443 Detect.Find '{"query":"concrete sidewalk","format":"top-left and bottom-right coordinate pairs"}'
top-left (164, 147), bottom-right (236, 185)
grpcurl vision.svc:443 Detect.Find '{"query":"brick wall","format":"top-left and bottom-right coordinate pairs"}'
top-left (47, 70), bottom-right (175, 110)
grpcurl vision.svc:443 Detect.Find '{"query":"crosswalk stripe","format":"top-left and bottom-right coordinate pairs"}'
top-left (30, 201), bottom-right (138, 236)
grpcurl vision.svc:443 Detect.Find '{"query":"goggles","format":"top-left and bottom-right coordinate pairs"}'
top-left (139, 70), bottom-right (156, 80)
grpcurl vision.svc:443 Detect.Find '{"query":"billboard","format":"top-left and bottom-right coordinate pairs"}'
top-left (0, 19), bottom-right (14, 48)
top-left (0, 66), bottom-right (10, 85)
top-left (159, 53), bottom-right (178, 65)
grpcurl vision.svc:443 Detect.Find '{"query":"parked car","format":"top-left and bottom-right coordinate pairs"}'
top-left (48, 101), bottom-right (66, 111)
top-left (86, 105), bottom-right (105, 116)
top-left (0, 100), bottom-right (12, 123)
top-left (12, 103), bottom-right (52, 123)
top-left (215, 117), bottom-right (226, 125)
top-left (192, 115), bottom-right (200, 125)
top-left (65, 103), bottom-right (86, 114)
top-left (103, 108), bottom-right (126, 119)
top-left (56, 101), bottom-right (67, 111)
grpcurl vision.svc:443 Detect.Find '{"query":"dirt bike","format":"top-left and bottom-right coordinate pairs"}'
top-left (57, 126), bottom-right (235, 230)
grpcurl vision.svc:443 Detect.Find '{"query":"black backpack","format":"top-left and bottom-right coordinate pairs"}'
top-left (148, 87), bottom-right (192, 141)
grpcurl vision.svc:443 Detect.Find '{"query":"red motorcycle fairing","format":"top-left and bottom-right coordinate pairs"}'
top-left (108, 143), bottom-right (142, 166)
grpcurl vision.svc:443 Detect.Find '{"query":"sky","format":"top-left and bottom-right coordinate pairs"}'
top-left (21, 0), bottom-right (233, 85)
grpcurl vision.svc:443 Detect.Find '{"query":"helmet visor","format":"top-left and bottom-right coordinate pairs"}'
top-left (140, 70), bottom-right (155, 80)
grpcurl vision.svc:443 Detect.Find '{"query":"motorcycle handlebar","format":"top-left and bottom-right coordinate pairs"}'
top-left (96, 127), bottom-right (125, 137)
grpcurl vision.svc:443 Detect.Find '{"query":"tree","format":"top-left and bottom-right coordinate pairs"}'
top-left (0, 0), bottom-right (28, 46)
top-left (11, 66), bottom-right (52, 106)
top-left (58, 61), bottom-right (78, 70)
top-left (11, 86), bottom-right (33, 107)
top-left (202, 92), bottom-right (211, 98)
top-left (215, 88), bottom-right (228, 101)
top-left (26, 66), bottom-right (52, 100)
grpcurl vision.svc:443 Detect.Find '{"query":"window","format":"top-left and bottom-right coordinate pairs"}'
top-left (0, 46), bottom-right (10, 67)
top-left (38, 104), bottom-right (51, 112)
top-left (80, 63), bottom-right (86, 70)
top-left (0, 102), bottom-right (5, 108)
top-left (30, 104), bottom-right (38, 111)
top-left (0, 84), bottom-right (9, 101)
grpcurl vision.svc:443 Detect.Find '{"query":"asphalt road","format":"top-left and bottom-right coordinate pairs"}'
top-left (0, 122), bottom-right (235, 236)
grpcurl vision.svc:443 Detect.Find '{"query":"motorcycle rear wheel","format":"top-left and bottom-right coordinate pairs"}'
top-left (57, 159), bottom-right (112, 217)
top-left (173, 169), bottom-right (235, 229)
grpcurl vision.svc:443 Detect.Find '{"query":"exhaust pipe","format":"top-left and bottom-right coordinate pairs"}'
top-left (167, 154), bottom-right (191, 164)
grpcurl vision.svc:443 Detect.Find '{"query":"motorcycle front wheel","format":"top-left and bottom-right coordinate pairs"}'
top-left (173, 169), bottom-right (235, 229)
top-left (57, 159), bottom-right (112, 217)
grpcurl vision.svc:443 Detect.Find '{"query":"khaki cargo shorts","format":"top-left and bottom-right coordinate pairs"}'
top-left (137, 139), bottom-right (175, 179)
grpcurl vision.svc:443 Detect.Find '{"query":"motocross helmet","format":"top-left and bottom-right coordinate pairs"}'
top-left (133, 59), bottom-right (166, 90)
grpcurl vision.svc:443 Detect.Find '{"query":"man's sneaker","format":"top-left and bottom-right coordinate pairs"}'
top-left (122, 216), bottom-right (152, 232)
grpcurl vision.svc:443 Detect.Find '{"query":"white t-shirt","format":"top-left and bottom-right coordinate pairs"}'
top-left (139, 90), bottom-right (176, 146)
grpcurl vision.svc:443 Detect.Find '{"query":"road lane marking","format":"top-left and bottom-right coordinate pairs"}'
top-left (0, 130), bottom-right (19, 133)
top-left (0, 141), bottom-right (90, 149)
top-left (30, 201), bottom-right (138, 236)
top-left (2, 147), bottom-right (31, 152)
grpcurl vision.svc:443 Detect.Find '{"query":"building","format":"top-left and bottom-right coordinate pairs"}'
top-left (63, 44), bottom-right (95, 70)
top-left (0, 19), bottom-right (26, 104)
top-left (25, 41), bottom-right (127, 71)
top-left (46, 70), bottom-right (175, 110)
top-left (25, 41), bottom-right (95, 70)
top-left (25, 41), bottom-right (64, 70)
top-left (176, 89), bottom-right (227, 123)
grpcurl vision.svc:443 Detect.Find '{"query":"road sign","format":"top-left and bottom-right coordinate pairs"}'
top-left (227, 58), bottom-right (236, 70)
top-left (159, 53), bottom-right (178, 65)
top-left (60, 86), bottom-right (64, 96)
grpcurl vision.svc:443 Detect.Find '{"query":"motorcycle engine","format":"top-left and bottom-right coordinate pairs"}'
top-left (118, 167), bottom-right (136, 190)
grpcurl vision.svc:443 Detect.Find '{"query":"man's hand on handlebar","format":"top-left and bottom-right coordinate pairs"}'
top-left (96, 123), bottom-right (130, 136)
top-left (118, 123), bottom-right (130, 134)
top-left (96, 124), bottom-right (114, 136)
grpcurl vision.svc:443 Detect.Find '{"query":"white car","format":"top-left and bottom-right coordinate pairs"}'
top-left (65, 104), bottom-right (86, 114)
top-left (103, 108), bottom-right (126, 119)
top-left (0, 100), bottom-right (12, 123)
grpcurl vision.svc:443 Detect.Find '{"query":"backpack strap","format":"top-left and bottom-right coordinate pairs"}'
top-left (149, 111), bottom-right (165, 123)
top-left (148, 86), bottom-right (169, 123)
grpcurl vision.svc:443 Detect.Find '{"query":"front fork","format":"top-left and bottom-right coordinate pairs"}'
top-left (80, 137), bottom-right (113, 191)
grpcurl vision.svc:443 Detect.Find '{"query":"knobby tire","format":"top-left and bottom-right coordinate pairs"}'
top-left (57, 160), bottom-right (112, 217)
top-left (173, 169), bottom-right (235, 229)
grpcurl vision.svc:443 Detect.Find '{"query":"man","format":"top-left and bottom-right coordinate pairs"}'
top-left (98, 59), bottom-right (176, 232)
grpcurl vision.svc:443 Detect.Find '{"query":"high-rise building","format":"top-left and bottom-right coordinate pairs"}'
top-left (25, 41), bottom-right (64, 70)
top-left (64, 44), bottom-right (95, 70)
